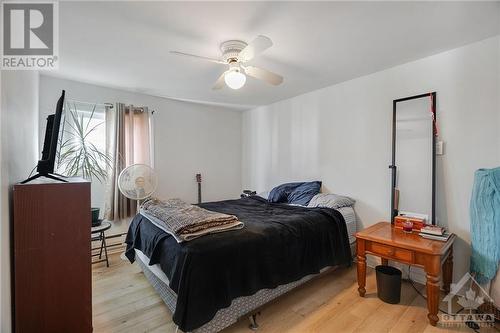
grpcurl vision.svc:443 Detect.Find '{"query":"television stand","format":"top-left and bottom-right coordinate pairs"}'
top-left (21, 172), bottom-right (68, 184)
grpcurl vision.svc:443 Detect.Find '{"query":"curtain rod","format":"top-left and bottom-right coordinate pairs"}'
top-left (124, 105), bottom-right (155, 114)
top-left (65, 98), bottom-right (114, 108)
top-left (65, 99), bottom-right (156, 113)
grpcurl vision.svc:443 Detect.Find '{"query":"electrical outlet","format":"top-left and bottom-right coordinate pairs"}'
top-left (436, 141), bottom-right (444, 155)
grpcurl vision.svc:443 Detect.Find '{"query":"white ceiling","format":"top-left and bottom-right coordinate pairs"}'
top-left (51, 1), bottom-right (500, 110)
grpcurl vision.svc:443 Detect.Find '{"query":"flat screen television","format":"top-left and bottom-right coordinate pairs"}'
top-left (21, 90), bottom-right (67, 183)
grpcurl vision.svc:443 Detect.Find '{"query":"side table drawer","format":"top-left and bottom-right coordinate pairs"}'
top-left (367, 242), bottom-right (414, 263)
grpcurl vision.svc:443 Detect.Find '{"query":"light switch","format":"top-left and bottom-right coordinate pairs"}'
top-left (436, 141), bottom-right (444, 155)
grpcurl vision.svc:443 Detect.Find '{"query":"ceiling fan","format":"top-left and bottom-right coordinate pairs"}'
top-left (170, 35), bottom-right (283, 90)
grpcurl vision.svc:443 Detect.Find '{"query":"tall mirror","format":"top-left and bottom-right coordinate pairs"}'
top-left (391, 92), bottom-right (436, 225)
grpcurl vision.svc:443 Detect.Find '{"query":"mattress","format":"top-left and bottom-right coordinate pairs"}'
top-left (136, 249), bottom-right (171, 284)
top-left (337, 206), bottom-right (357, 244)
top-left (143, 205), bottom-right (357, 245)
top-left (135, 206), bottom-right (357, 289)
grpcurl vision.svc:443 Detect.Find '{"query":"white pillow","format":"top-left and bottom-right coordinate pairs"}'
top-left (307, 193), bottom-right (355, 209)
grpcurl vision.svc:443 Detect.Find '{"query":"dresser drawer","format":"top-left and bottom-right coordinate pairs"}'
top-left (367, 242), bottom-right (413, 262)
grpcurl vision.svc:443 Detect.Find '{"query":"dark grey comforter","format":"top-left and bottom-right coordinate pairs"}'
top-left (125, 196), bottom-right (351, 331)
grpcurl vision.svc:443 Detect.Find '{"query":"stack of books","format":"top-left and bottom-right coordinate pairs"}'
top-left (419, 225), bottom-right (452, 242)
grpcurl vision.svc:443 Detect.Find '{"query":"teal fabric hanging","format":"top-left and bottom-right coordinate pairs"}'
top-left (470, 167), bottom-right (500, 284)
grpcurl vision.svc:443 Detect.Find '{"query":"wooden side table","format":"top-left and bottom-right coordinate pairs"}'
top-left (355, 222), bottom-right (455, 326)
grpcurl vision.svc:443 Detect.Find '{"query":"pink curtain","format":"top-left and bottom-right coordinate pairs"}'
top-left (105, 104), bottom-right (152, 221)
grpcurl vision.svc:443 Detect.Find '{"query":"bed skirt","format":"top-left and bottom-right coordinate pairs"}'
top-left (134, 242), bottom-right (356, 333)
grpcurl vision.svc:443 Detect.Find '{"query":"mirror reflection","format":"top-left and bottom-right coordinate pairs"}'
top-left (392, 93), bottom-right (436, 225)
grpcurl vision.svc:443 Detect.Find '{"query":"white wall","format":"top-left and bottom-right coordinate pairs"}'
top-left (0, 71), bottom-right (40, 333)
top-left (39, 76), bottom-right (242, 233)
top-left (242, 36), bottom-right (500, 281)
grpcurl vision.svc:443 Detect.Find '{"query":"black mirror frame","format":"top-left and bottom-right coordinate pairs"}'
top-left (390, 92), bottom-right (437, 225)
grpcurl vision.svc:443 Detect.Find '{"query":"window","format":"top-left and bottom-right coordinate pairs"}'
top-left (57, 101), bottom-right (109, 181)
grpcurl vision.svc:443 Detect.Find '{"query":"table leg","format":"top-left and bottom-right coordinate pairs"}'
top-left (102, 233), bottom-right (109, 268)
top-left (99, 232), bottom-right (104, 259)
top-left (381, 258), bottom-right (389, 266)
top-left (425, 257), bottom-right (441, 326)
top-left (426, 274), bottom-right (440, 325)
top-left (357, 239), bottom-right (366, 297)
top-left (442, 248), bottom-right (453, 295)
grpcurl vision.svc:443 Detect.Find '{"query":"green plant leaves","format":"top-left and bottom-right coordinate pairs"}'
top-left (57, 102), bottom-right (112, 183)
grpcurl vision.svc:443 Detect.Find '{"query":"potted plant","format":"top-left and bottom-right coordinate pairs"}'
top-left (57, 102), bottom-right (112, 227)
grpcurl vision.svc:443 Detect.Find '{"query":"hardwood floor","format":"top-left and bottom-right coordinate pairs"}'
top-left (93, 252), bottom-right (497, 333)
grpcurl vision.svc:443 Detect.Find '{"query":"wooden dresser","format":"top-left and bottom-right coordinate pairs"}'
top-left (13, 178), bottom-right (92, 333)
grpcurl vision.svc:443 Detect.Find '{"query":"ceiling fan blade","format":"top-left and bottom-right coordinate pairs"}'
top-left (243, 66), bottom-right (283, 86)
top-left (238, 35), bottom-right (273, 63)
top-left (170, 51), bottom-right (226, 65)
top-left (212, 71), bottom-right (227, 90)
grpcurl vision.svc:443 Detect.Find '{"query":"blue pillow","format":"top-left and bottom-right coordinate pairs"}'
top-left (268, 182), bottom-right (304, 203)
top-left (288, 181), bottom-right (322, 206)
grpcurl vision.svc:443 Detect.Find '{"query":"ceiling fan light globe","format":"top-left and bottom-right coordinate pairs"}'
top-left (224, 70), bottom-right (246, 89)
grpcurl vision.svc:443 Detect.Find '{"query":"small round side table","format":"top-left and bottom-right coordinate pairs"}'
top-left (91, 221), bottom-right (112, 267)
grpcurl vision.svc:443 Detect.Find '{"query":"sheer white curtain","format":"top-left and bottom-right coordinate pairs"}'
top-left (105, 103), bottom-right (153, 223)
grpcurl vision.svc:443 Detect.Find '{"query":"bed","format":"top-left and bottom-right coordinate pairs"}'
top-left (125, 195), bottom-right (356, 332)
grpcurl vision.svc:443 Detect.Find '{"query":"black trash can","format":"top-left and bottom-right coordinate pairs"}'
top-left (375, 265), bottom-right (402, 304)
